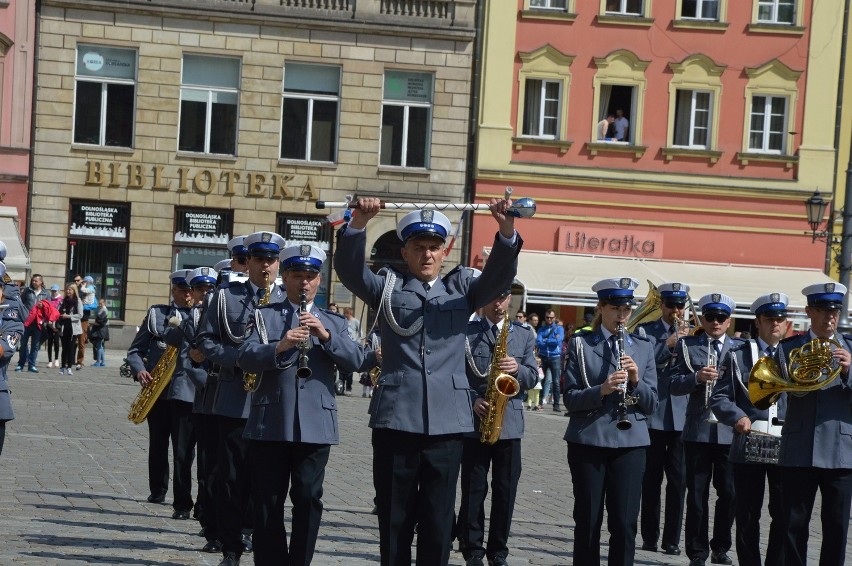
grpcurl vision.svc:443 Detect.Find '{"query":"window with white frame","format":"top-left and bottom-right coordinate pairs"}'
top-left (73, 45), bottom-right (136, 147)
top-left (522, 79), bottom-right (561, 138)
top-left (530, 0), bottom-right (568, 9)
top-left (605, 0), bottom-right (643, 15)
top-left (757, 0), bottom-right (795, 24)
top-left (179, 54), bottom-right (240, 155)
top-left (380, 71), bottom-right (433, 168)
top-left (749, 95), bottom-right (787, 153)
top-left (281, 64), bottom-right (340, 162)
top-left (673, 90), bottom-right (711, 148)
top-left (681, 0), bottom-right (719, 20)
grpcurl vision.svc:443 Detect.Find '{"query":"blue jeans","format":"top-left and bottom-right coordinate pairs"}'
top-left (539, 356), bottom-right (561, 409)
top-left (92, 339), bottom-right (105, 364)
top-left (18, 326), bottom-right (42, 369)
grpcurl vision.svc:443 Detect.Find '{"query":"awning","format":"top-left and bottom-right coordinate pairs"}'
top-left (0, 207), bottom-right (30, 281)
top-left (506, 249), bottom-right (829, 319)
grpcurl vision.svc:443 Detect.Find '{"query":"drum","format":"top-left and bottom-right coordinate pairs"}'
top-left (743, 431), bottom-right (781, 465)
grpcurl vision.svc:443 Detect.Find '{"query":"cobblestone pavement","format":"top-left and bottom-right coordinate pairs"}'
top-left (1, 348), bottom-right (846, 565)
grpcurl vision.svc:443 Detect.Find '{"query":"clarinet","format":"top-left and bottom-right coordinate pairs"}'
top-left (615, 323), bottom-right (632, 431)
top-left (296, 289), bottom-right (312, 379)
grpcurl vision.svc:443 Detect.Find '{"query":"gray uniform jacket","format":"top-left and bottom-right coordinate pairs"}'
top-left (238, 303), bottom-right (367, 444)
top-left (637, 318), bottom-right (688, 432)
top-left (0, 306), bottom-right (24, 421)
top-left (334, 228), bottom-right (522, 435)
top-left (197, 280), bottom-right (286, 419)
top-left (178, 305), bottom-right (210, 414)
top-left (464, 319), bottom-right (538, 441)
top-left (775, 332), bottom-right (852, 468)
top-left (562, 329), bottom-right (658, 448)
top-left (709, 339), bottom-right (788, 464)
top-left (126, 304), bottom-right (195, 404)
top-left (669, 334), bottom-right (744, 444)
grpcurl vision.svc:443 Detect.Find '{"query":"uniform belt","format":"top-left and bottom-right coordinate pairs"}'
top-left (750, 419), bottom-right (782, 437)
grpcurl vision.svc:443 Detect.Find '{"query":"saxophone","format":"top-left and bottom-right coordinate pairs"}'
top-left (128, 303), bottom-right (186, 424)
top-left (243, 274), bottom-right (272, 392)
top-left (480, 312), bottom-right (521, 445)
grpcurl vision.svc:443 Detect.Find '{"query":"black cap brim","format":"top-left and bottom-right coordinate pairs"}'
top-left (603, 297), bottom-right (635, 306)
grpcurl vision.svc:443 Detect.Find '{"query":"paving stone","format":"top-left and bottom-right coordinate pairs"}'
top-left (0, 349), bottom-right (845, 564)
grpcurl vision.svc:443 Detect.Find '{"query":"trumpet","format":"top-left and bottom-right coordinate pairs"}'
top-left (673, 313), bottom-right (691, 336)
top-left (296, 288), bottom-right (311, 379)
top-left (705, 335), bottom-right (719, 424)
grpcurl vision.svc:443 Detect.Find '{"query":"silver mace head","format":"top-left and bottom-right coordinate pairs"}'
top-left (506, 197), bottom-right (537, 219)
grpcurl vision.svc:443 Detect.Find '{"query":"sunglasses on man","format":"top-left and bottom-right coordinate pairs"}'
top-left (703, 313), bottom-right (729, 323)
top-left (233, 256), bottom-right (248, 265)
top-left (664, 301), bottom-right (686, 309)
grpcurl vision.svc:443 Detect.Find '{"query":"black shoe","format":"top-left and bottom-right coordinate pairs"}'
top-left (202, 540), bottom-right (222, 553)
top-left (370, 505), bottom-right (378, 515)
top-left (662, 544), bottom-right (681, 556)
top-left (641, 542), bottom-right (657, 552)
top-left (552, 406), bottom-right (561, 411)
top-left (689, 560), bottom-right (705, 566)
top-left (241, 532), bottom-right (253, 553)
top-left (146, 493), bottom-right (166, 504)
top-left (171, 509), bottom-right (191, 520)
top-left (197, 527), bottom-right (207, 538)
top-left (218, 553), bottom-right (240, 566)
top-left (488, 557), bottom-right (509, 566)
top-left (465, 557), bottom-right (485, 566)
top-left (711, 551), bottom-right (733, 565)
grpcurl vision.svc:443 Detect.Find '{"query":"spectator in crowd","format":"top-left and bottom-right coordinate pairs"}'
top-left (88, 298), bottom-right (110, 367)
top-left (528, 313), bottom-right (540, 332)
top-left (21, 298), bottom-right (58, 374)
top-left (45, 285), bottom-right (62, 368)
top-left (536, 310), bottom-right (564, 412)
top-left (615, 108), bottom-right (630, 142)
top-left (328, 302), bottom-right (339, 314)
top-left (526, 356), bottom-right (543, 410)
top-left (15, 274), bottom-right (49, 372)
top-left (597, 113), bottom-right (616, 140)
top-left (576, 312), bottom-right (594, 334)
top-left (58, 283), bottom-right (83, 375)
top-left (76, 275), bottom-right (97, 370)
top-left (515, 311), bottom-right (533, 333)
top-left (341, 307), bottom-right (361, 394)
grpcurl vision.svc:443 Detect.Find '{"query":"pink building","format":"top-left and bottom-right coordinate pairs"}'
top-left (471, 0), bottom-right (844, 327)
top-left (0, 0), bottom-right (34, 278)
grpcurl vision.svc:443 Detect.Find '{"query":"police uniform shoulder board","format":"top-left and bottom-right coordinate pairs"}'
top-left (631, 331), bottom-right (650, 343)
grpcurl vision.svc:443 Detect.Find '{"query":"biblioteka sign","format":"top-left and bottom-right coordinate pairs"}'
top-left (557, 225), bottom-right (663, 259)
top-left (84, 161), bottom-right (320, 201)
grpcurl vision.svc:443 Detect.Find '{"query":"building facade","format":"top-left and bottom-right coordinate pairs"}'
top-left (471, 0), bottom-right (843, 327)
top-left (0, 0), bottom-right (35, 279)
top-left (30, 0), bottom-right (475, 343)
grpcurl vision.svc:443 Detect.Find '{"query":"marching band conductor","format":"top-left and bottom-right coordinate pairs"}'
top-left (334, 196), bottom-right (521, 566)
top-left (238, 244), bottom-right (368, 566)
top-left (562, 277), bottom-right (658, 566)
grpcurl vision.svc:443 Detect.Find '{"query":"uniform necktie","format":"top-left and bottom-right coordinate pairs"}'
top-left (492, 324), bottom-right (499, 340)
top-left (610, 335), bottom-right (620, 362)
top-left (422, 281), bottom-right (430, 292)
top-left (712, 339), bottom-right (722, 358)
top-left (765, 346), bottom-right (775, 358)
